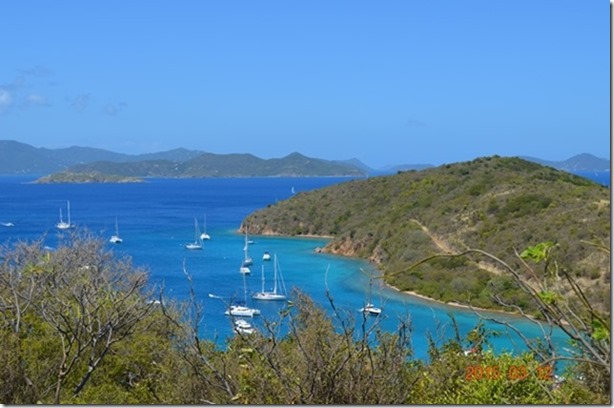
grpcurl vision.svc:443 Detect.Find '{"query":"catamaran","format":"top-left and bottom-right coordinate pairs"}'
top-left (225, 272), bottom-right (260, 317)
top-left (109, 217), bottom-right (123, 243)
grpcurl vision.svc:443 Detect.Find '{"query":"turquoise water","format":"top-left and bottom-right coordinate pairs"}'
top-left (0, 176), bottom-right (572, 361)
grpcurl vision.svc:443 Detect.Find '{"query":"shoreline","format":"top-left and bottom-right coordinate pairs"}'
top-left (247, 231), bottom-right (549, 324)
top-left (384, 282), bottom-right (523, 319)
top-left (251, 231), bottom-right (515, 315)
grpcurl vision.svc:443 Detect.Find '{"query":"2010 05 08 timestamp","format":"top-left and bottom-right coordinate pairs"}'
top-left (465, 364), bottom-right (553, 381)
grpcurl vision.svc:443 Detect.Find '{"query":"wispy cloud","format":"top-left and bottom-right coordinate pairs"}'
top-left (18, 65), bottom-right (52, 77)
top-left (70, 93), bottom-right (91, 112)
top-left (26, 94), bottom-right (50, 107)
top-left (0, 66), bottom-right (54, 114)
top-left (406, 119), bottom-right (427, 128)
top-left (102, 102), bottom-right (127, 116)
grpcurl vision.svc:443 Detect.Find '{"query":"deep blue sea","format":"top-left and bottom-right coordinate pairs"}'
top-left (571, 170), bottom-right (611, 187)
top-left (1, 173), bottom-right (604, 363)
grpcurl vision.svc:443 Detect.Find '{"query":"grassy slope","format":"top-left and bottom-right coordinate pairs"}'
top-left (243, 156), bottom-right (611, 313)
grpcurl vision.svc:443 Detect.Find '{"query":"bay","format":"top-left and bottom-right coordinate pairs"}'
top-left (0, 175), bottom-right (571, 361)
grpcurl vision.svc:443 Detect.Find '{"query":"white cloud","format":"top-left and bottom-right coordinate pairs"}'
top-left (26, 93), bottom-right (50, 107)
top-left (102, 102), bottom-right (127, 116)
top-left (0, 88), bottom-right (13, 113)
top-left (70, 93), bottom-right (90, 112)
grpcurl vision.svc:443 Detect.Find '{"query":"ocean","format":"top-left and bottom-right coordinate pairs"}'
top-left (0, 174), bottom-right (595, 362)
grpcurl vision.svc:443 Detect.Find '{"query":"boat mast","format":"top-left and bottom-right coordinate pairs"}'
top-left (260, 265), bottom-right (265, 293)
top-left (273, 254), bottom-right (278, 294)
top-left (242, 269), bottom-right (248, 304)
top-left (244, 228), bottom-right (249, 261)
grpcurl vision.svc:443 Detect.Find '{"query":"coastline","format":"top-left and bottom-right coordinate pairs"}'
top-left (245, 231), bottom-right (562, 326)
top-left (250, 230), bottom-right (521, 317)
top-left (384, 282), bottom-right (522, 319)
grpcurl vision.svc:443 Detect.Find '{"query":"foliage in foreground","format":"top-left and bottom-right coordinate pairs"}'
top-left (0, 234), bottom-right (609, 404)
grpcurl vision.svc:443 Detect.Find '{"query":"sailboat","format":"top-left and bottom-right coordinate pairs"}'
top-left (225, 272), bottom-right (261, 317)
top-left (239, 226), bottom-right (253, 273)
top-left (359, 275), bottom-right (382, 316)
top-left (109, 217), bottom-right (123, 243)
top-left (56, 200), bottom-right (74, 230)
top-left (200, 213), bottom-right (211, 240)
top-left (252, 254), bottom-right (287, 301)
top-left (185, 218), bottom-right (203, 250)
top-left (360, 303), bottom-right (382, 316)
top-left (243, 228), bottom-right (253, 265)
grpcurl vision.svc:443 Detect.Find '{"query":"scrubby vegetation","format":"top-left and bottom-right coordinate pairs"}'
top-left (0, 234), bottom-right (609, 404)
top-left (244, 156), bottom-right (610, 315)
top-left (2, 156), bottom-right (610, 404)
top-left (35, 171), bottom-right (144, 183)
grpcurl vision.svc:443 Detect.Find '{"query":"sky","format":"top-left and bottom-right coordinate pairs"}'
top-left (0, 0), bottom-right (610, 168)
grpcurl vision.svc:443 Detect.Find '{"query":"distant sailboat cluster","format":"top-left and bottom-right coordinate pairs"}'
top-left (185, 213), bottom-right (211, 250)
top-left (45, 200), bottom-right (382, 335)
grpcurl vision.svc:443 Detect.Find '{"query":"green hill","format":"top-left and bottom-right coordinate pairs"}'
top-left (242, 156), bottom-right (611, 313)
top-left (37, 152), bottom-right (365, 179)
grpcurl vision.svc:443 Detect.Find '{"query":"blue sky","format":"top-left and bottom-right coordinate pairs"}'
top-left (0, 1), bottom-right (609, 168)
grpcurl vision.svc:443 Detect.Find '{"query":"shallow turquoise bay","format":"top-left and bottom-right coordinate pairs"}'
top-left (0, 176), bottom-right (571, 361)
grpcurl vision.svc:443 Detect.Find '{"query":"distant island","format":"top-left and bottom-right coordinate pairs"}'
top-left (35, 172), bottom-right (144, 184)
top-left (0, 139), bottom-right (609, 180)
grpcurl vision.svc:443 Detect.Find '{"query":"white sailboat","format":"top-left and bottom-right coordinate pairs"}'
top-left (262, 251), bottom-right (271, 261)
top-left (252, 254), bottom-right (287, 301)
top-left (242, 227), bottom-right (253, 266)
top-left (225, 272), bottom-right (260, 317)
top-left (359, 276), bottom-right (382, 316)
top-left (56, 200), bottom-right (74, 230)
top-left (200, 213), bottom-right (211, 240)
top-left (185, 217), bottom-right (203, 250)
top-left (359, 303), bottom-right (382, 316)
top-left (239, 226), bottom-right (253, 273)
top-left (109, 217), bottom-right (123, 244)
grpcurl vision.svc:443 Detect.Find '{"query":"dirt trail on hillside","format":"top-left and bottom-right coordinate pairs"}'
top-left (409, 218), bottom-right (503, 276)
top-left (410, 218), bottom-right (457, 254)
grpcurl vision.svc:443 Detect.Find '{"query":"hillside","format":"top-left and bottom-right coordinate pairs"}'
top-left (35, 172), bottom-right (144, 183)
top-left (0, 140), bottom-right (204, 175)
top-left (522, 153), bottom-right (610, 172)
top-left (37, 152), bottom-right (366, 179)
top-left (242, 156), bottom-right (611, 314)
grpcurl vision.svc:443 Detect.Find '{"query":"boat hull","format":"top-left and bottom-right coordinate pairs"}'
top-left (252, 292), bottom-right (287, 301)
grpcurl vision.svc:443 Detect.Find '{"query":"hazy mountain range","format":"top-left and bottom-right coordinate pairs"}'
top-left (0, 139), bottom-right (609, 177)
